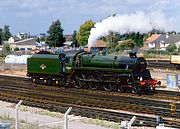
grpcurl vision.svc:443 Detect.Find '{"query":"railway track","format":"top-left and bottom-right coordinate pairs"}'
top-left (147, 60), bottom-right (175, 70)
top-left (1, 81), bottom-right (180, 117)
top-left (0, 74), bottom-right (180, 128)
top-left (0, 86), bottom-right (179, 128)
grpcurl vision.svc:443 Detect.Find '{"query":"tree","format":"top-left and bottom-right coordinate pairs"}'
top-left (2, 25), bottom-right (12, 41)
top-left (36, 37), bottom-right (41, 43)
top-left (125, 32), bottom-right (144, 47)
top-left (40, 36), bottom-right (45, 42)
top-left (72, 30), bottom-right (78, 47)
top-left (115, 39), bottom-right (135, 51)
top-left (166, 44), bottom-right (177, 52)
top-left (149, 28), bottom-right (164, 34)
top-left (46, 20), bottom-right (65, 47)
top-left (0, 28), bottom-right (2, 45)
top-left (178, 46), bottom-right (180, 52)
top-left (3, 43), bottom-right (11, 55)
top-left (76, 20), bottom-right (95, 46)
top-left (105, 32), bottom-right (120, 53)
top-left (14, 47), bottom-right (19, 51)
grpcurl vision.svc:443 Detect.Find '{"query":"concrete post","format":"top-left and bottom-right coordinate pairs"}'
top-left (15, 100), bottom-right (23, 129)
top-left (128, 116), bottom-right (136, 129)
top-left (64, 107), bottom-right (72, 129)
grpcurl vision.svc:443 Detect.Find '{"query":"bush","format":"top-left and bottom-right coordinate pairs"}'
top-left (171, 51), bottom-right (180, 55)
top-left (143, 50), bottom-right (170, 59)
top-left (115, 39), bottom-right (134, 51)
top-left (14, 47), bottom-right (19, 51)
top-left (166, 44), bottom-right (177, 52)
top-left (144, 50), bottom-right (169, 55)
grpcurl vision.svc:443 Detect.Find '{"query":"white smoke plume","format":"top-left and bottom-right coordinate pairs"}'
top-left (88, 11), bottom-right (173, 50)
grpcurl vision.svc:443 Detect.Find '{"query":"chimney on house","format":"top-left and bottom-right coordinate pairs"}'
top-left (148, 33), bottom-right (151, 37)
top-left (166, 32), bottom-right (169, 38)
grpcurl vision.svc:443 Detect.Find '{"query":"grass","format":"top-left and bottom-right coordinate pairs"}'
top-left (0, 111), bottom-right (121, 129)
top-left (0, 112), bottom-right (13, 121)
top-left (143, 53), bottom-right (170, 59)
top-left (0, 111), bottom-right (63, 129)
top-left (38, 110), bottom-right (61, 117)
top-left (19, 123), bottom-right (39, 129)
top-left (0, 57), bottom-right (5, 62)
top-left (51, 126), bottom-right (62, 129)
top-left (20, 106), bottom-right (63, 118)
top-left (20, 106), bottom-right (28, 112)
top-left (1, 106), bottom-right (120, 129)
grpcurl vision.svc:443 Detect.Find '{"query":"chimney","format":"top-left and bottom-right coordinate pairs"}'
top-left (166, 32), bottom-right (169, 38)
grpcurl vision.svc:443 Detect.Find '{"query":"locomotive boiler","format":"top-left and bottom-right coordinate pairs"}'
top-left (27, 51), bottom-right (160, 93)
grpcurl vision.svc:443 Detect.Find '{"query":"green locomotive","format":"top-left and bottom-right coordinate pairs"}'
top-left (27, 51), bottom-right (159, 93)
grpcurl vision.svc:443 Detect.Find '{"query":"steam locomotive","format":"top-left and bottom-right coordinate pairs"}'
top-left (26, 50), bottom-right (160, 93)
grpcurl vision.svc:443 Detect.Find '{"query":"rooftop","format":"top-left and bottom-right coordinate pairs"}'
top-left (11, 38), bottom-right (36, 45)
top-left (144, 34), bottom-right (161, 44)
top-left (163, 34), bottom-right (180, 44)
top-left (85, 40), bottom-right (107, 48)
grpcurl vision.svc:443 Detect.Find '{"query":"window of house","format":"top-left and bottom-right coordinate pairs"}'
top-left (20, 48), bottom-right (25, 50)
top-left (27, 48), bottom-right (32, 50)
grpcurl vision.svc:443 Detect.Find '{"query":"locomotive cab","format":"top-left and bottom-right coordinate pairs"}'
top-left (64, 54), bottom-right (74, 73)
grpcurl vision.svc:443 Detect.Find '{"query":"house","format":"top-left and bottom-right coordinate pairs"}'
top-left (10, 38), bottom-right (36, 51)
top-left (64, 41), bottom-right (73, 47)
top-left (17, 32), bottom-right (30, 40)
top-left (8, 32), bottom-right (31, 44)
top-left (140, 34), bottom-right (167, 50)
top-left (163, 34), bottom-right (180, 49)
top-left (65, 35), bottom-right (73, 41)
top-left (37, 33), bottom-right (46, 38)
top-left (36, 41), bottom-right (50, 51)
top-left (84, 40), bottom-right (107, 52)
top-left (7, 32), bottom-right (51, 53)
top-left (8, 36), bottom-right (20, 44)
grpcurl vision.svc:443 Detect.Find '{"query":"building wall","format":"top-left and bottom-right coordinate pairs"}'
top-left (0, 45), bottom-right (3, 51)
top-left (8, 37), bottom-right (15, 43)
top-left (148, 42), bottom-right (155, 48)
top-left (83, 47), bottom-right (106, 52)
top-left (10, 44), bottom-right (36, 51)
top-left (175, 41), bottom-right (180, 48)
top-left (159, 41), bottom-right (169, 50)
top-left (91, 47), bottom-right (106, 52)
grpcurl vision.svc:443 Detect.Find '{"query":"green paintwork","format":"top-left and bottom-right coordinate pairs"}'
top-left (72, 66), bottom-right (132, 72)
top-left (64, 54), bottom-right (74, 73)
top-left (81, 54), bottom-right (112, 67)
top-left (80, 53), bottom-right (121, 68)
top-left (27, 51), bottom-right (139, 79)
top-left (78, 52), bottom-right (141, 70)
top-left (27, 54), bottom-right (61, 75)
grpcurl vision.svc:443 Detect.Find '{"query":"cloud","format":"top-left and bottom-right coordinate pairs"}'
top-left (127, 0), bottom-right (144, 4)
top-left (0, 0), bottom-right (180, 34)
top-left (19, 0), bottom-right (42, 9)
top-left (16, 12), bottom-right (33, 18)
top-left (0, 0), bottom-right (18, 11)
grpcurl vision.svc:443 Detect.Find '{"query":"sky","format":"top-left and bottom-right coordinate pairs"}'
top-left (0, 0), bottom-right (180, 35)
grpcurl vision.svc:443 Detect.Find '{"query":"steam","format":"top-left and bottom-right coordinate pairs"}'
top-left (88, 11), bottom-right (173, 50)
